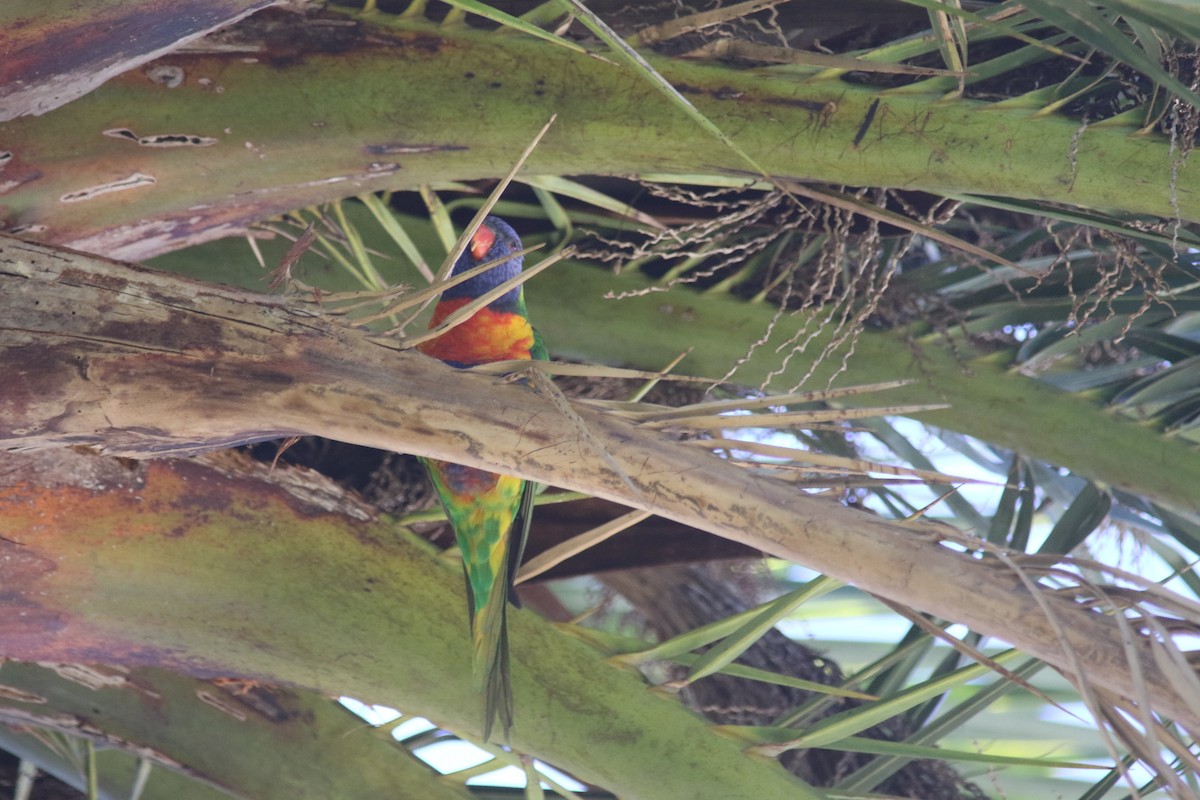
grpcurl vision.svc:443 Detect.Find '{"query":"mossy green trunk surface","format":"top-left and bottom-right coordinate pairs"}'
top-left (1, 12), bottom-right (1194, 258)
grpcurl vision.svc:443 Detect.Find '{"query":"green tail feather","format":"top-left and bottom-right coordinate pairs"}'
top-left (481, 599), bottom-right (513, 743)
top-left (468, 557), bottom-right (515, 742)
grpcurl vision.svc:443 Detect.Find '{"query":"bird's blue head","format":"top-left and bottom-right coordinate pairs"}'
top-left (442, 216), bottom-right (524, 308)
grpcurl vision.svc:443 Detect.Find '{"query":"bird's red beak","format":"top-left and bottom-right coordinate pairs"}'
top-left (470, 225), bottom-right (495, 261)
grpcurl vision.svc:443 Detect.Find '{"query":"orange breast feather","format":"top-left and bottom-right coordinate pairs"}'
top-left (419, 299), bottom-right (535, 366)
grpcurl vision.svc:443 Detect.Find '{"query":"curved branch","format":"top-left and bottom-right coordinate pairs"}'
top-left (1, 234), bottom-right (1195, 734)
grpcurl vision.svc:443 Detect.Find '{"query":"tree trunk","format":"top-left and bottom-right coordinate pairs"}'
top-left (1, 8), bottom-right (1195, 258)
top-left (1, 234), bottom-right (1195, 735)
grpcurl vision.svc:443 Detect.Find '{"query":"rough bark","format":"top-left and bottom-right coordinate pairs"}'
top-left (1, 234), bottom-right (1196, 736)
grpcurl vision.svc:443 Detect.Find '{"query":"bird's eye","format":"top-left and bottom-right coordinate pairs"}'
top-left (470, 225), bottom-right (496, 261)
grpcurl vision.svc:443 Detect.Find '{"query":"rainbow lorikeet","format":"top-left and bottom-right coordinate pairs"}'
top-left (418, 216), bottom-right (544, 742)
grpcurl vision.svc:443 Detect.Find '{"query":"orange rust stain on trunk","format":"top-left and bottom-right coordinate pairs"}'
top-left (0, 460), bottom-right (209, 663)
top-left (0, 482), bottom-right (164, 544)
